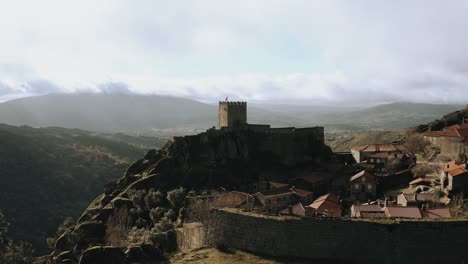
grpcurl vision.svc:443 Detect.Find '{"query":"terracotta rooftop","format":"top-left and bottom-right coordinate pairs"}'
top-left (350, 170), bottom-right (376, 182)
top-left (292, 188), bottom-right (313, 197)
top-left (351, 144), bottom-right (404, 153)
top-left (279, 202), bottom-right (306, 217)
top-left (360, 211), bottom-right (386, 218)
top-left (401, 193), bottom-right (433, 202)
top-left (269, 181), bottom-right (289, 189)
top-left (449, 167), bottom-right (468, 177)
top-left (443, 160), bottom-right (465, 172)
top-left (351, 204), bottom-right (383, 217)
top-left (308, 194), bottom-right (339, 210)
top-left (424, 127), bottom-right (468, 138)
top-left (445, 124), bottom-right (468, 130)
top-left (421, 208), bottom-right (451, 219)
top-left (409, 178), bottom-right (433, 185)
top-left (384, 206), bottom-right (422, 218)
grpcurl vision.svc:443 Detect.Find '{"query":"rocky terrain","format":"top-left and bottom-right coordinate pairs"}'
top-left (0, 125), bottom-right (163, 254)
top-left (37, 127), bottom-right (333, 263)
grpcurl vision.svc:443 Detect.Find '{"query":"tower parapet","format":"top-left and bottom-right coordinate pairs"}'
top-left (219, 101), bottom-right (247, 128)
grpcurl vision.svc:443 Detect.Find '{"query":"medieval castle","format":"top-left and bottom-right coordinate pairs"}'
top-left (182, 101), bottom-right (328, 166)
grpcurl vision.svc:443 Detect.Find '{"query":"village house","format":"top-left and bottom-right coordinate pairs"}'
top-left (409, 178), bottom-right (433, 189)
top-left (306, 193), bottom-right (342, 217)
top-left (350, 203), bottom-right (384, 218)
top-left (351, 144), bottom-right (405, 163)
top-left (289, 172), bottom-right (331, 196)
top-left (350, 199), bottom-right (451, 219)
top-left (254, 187), bottom-right (297, 213)
top-left (383, 206), bottom-right (423, 218)
top-left (440, 160), bottom-right (468, 193)
top-left (423, 124), bottom-right (468, 161)
top-left (397, 193), bottom-right (434, 207)
top-left (279, 202), bottom-right (306, 217)
top-left (367, 152), bottom-right (416, 173)
top-left (349, 170), bottom-right (377, 202)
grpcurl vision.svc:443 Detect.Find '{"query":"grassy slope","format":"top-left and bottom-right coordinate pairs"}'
top-left (326, 129), bottom-right (408, 152)
top-left (0, 124), bottom-right (164, 254)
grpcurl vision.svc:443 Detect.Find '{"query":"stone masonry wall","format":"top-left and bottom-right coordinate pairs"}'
top-left (209, 209), bottom-right (468, 264)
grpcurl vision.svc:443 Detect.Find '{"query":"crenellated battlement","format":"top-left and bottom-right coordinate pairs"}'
top-left (219, 101), bottom-right (247, 107)
top-left (219, 101), bottom-right (247, 128)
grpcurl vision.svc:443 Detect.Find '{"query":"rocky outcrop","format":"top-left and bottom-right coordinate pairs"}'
top-left (43, 126), bottom-right (332, 263)
top-left (78, 246), bottom-right (125, 264)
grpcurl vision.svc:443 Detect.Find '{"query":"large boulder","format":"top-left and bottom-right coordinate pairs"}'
top-left (54, 221), bottom-right (105, 254)
top-left (78, 246), bottom-right (125, 264)
top-left (124, 244), bottom-right (163, 262)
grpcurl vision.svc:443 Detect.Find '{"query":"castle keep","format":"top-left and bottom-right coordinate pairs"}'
top-left (218, 101), bottom-right (247, 128)
top-left (171, 101), bottom-right (327, 167)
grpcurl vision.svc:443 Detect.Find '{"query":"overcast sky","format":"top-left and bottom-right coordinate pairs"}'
top-left (1, 0), bottom-right (468, 105)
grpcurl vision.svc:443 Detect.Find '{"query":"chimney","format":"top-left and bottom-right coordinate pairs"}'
top-left (288, 205), bottom-right (293, 215)
top-left (413, 193), bottom-right (417, 201)
top-left (384, 198), bottom-right (388, 207)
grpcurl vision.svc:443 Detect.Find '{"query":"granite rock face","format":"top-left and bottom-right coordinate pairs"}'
top-left (43, 126), bottom-right (331, 263)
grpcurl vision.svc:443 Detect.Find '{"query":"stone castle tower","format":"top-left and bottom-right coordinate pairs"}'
top-left (219, 101), bottom-right (247, 128)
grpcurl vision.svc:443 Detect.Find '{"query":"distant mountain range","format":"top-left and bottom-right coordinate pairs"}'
top-left (0, 94), bottom-right (464, 133)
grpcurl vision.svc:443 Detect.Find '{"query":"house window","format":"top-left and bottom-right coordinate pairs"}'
top-left (354, 184), bottom-right (360, 190)
top-left (370, 158), bottom-right (374, 163)
top-left (368, 184), bottom-right (373, 190)
top-left (376, 159), bottom-right (381, 163)
top-left (361, 185), bottom-right (366, 192)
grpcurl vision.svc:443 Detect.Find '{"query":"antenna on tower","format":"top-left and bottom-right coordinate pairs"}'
top-left (225, 96), bottom-right (228, 101)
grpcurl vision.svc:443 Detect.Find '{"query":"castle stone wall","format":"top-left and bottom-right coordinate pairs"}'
top-left (219, 102), bottom-right (247, 128)
top-left (208, 209), bottom-right (468, 264)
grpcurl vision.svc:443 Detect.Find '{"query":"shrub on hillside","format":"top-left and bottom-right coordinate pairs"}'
top-left (167, 187), bottom-right (186, 210)
top-left (411, 164), bottom-right (435, 178)
top-left (405, 135), bottom-right (430, 155)
top-left (46, 217), bottom-right (75, 249)
top-left (144, 189), bottom-right (165, 208)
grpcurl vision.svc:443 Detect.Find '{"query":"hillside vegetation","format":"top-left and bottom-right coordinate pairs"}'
top-left (326, 130), bottom-right (408, 152)
top-left (0, 124), bottom-right (164, 254)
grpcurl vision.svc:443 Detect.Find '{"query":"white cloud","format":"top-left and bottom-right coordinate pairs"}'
top-left (0, 0), bottom-right (468, 104)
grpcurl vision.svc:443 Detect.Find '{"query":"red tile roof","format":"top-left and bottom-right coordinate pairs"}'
top-left (384, 206), bottom-right (422, 218)
top-left (351, 204), bottom-right (383, 217)
top-left (308, 193), bottom-right (341, 217)
top-left (443, 160), bottom-right (464, 172)
top-left (424, 127), bottom-right (468, 138)
top-left (409, 178), bottom-right (433, 186)
top-left (446, 124), bottom-right (468, 130)
top-left (421, 208), bottom-right (451, 219)
top-left (360, 211), bottom-right (386, 218)
top-left (401, 193), bottom-right (433, 202)
top-left (350, 170), bottom-right (376, 182)
top-left (292, 188), bottom-right (313, 197)
top-left (269, 181), bottom-right (289, 189)
top-left (279, 202), bottom-right (306, 217)
top-left (351, 144), bottom-right (404, 152)
top-left (449, 167), bottom-right (468, 177)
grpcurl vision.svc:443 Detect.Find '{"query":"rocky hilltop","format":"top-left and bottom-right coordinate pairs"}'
top-left (38, 125), bottom-right (332, 264)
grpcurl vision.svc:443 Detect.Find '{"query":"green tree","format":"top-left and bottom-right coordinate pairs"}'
top-left (167, 187), bottom-right (186, 210)
top-left (0, 210), bottom-right (34, 264)
top-left (46, 217), bottom-right (75, 249)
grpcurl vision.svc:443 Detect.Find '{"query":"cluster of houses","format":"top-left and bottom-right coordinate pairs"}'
top-left (423, 123), bottom-right (468, 162)
top-left (245, 141), bottom-right (468, 219)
